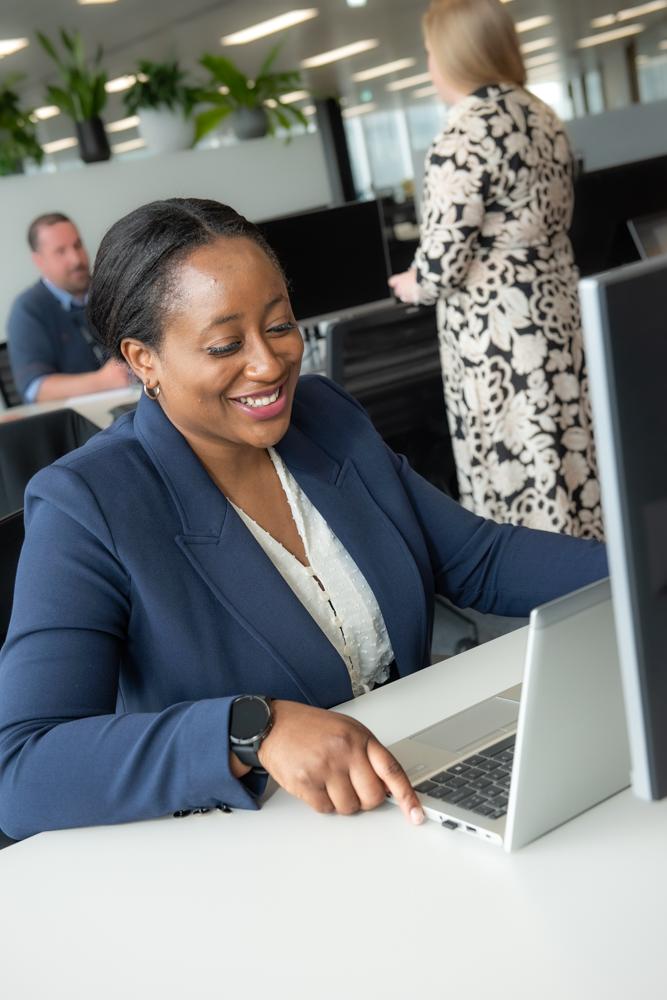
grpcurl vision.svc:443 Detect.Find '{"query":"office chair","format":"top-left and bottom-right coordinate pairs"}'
top-left (0, 407), bottom-right (100, 519)
top-left (0, 508), bottom-right (24, 849)
top-left (325, 301), bottom-right (459, 497)
top-left (325, 302), bottom-right (478, 653)
top-left (0, 342), bottom-right (22, 409)
top-left (0, 508), bottom-right (24, 647)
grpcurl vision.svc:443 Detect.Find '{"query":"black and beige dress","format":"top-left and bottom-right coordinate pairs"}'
top-left (413, 83), bottom-right (603, 539)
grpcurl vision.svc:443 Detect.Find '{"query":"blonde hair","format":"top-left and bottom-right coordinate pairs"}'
top-left (423, 0), bottom-right (526, 91)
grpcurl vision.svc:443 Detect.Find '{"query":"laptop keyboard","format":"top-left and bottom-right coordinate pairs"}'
top-left (413, 734), bottom-right (515, 820)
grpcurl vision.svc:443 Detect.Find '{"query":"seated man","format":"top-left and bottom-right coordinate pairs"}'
top-left (6, 212), bottom-right (130, 403)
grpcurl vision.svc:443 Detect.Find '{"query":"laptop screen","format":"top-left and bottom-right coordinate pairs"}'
top-left (627, 211), bottom-right (667, 259)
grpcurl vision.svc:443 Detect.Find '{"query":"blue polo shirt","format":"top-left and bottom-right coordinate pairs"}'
top-left (6, 279), bottom-right (104, 403)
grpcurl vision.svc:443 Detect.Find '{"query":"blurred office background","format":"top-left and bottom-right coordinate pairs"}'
top-left (1, 0), bottom-right (667, 340)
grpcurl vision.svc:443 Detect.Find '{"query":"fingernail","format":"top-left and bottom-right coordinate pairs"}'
top-left (410, 806), bottom-right (425, 825)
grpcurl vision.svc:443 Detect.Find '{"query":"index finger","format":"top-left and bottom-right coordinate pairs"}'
top-left (366, 738), bottom-right (424, 826)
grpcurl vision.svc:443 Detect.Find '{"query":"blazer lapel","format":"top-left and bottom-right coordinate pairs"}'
top-left (133, 396), bottom-right (355, 706)
top-left (276, 426), bottom-right (429, 675)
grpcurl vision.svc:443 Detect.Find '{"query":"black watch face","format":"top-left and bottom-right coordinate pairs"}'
top-left (231, 697), bottom-right (269, 741)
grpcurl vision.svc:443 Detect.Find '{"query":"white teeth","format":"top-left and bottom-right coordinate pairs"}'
top-left (237, 387), bottom-right (280, 408)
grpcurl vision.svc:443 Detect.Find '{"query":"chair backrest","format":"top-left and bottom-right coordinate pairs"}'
top-left (325, 302), bottom-right (458, 495)
top-left (0, 407), bottom-right (100, 518)
top-left (0, 342), bottom-right (22, 409)
top-left (0, 509), bottom-right (25, 647)
top-left (0, 508), bottom-right (24, 847)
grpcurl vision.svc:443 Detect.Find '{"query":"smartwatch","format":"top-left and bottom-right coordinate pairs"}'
top-left (229, 695), bottom-right (273, 771)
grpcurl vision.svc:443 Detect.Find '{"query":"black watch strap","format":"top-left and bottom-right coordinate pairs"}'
top-left (229, 695), bottom-right (273, 772)
top-left (233, 742), bottom-right (264, 770)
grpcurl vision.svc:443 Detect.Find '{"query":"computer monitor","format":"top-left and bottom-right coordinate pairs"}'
top-left (580, 255), bottom-right (667, 800)
top-left (627, 211), bottom-right (667, 260)
top-left (258, 200), bottom-right (391, 324)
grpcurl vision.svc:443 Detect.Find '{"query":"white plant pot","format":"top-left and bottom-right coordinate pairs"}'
top-left (138, 109), bottom-right (193, 153)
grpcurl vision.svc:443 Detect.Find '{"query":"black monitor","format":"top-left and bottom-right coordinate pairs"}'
top-left (258, 200), bottom-right (391, 323)
top-left (580, 255), bottom-right (667, 800)
top-left (627, 211), bottom-right (667, 260)
top-left (570, 154), bottom-right (667, 275)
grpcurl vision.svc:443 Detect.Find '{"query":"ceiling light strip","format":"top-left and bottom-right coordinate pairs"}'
top-left (42, 137), bottom-right (78, 154)
top-left (33, 105), bottom-right (60, 120)
top-left (515, 16), bottom-right (553, 33)
top-left (112, 138), bottom-right (146, 154)
top-left (413, 85), bottom-right (439, 99)
top-left (301, 39), bottom-right (379, 68)
top-left (222, 9), bottom-right (319, 46)
top-left (0, 38), bottom-right (29, 58)
top-left (105, 75), bottom-right (136, 93)
top-left (352, 57), bottom-right (417, 82)
top-left (577, 23), bottom-right (645, 48)
top-left (342, 102), bottom-right (378, 118)
top-left (520, 36), bottom-right (557, 54)
top-left (386, 71), bottom-right (432, 91)
top-left (106, 115), bottom-right (140, 133)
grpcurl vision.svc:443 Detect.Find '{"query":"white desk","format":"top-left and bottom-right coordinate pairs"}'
top-left (0, 385), bottom-right (141, 430)
top-left (2, 627), bottom-right (665, 999)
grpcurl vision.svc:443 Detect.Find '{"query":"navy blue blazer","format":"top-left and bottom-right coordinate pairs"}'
top-left (0, 376), bottom-right (607, 839)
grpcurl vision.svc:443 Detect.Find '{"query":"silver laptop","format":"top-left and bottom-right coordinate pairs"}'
top-left (389, 578), bottom-right (631, 851)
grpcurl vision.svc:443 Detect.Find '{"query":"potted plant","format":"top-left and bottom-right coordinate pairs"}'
top-left (0, 76), bottom-right (43, 176)
top-left (195, 45), bottom-right (308, 143)
top-left (123, 59), bottom-right (199, 154)
top-left (36, 28), bottom-right (110, 163)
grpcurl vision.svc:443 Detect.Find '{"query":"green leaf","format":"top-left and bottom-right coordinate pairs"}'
top-left (193, 105), bottom-right (231, 143)
top-left (36, 31), bottom-right (63, 70)
top-left (270, 104), bottom-right (292, 130)
top-left (196, 48), bottom-right (305, 139)
top-left (93, 74), bottom-right (107, 117)
top-left (199, 54), bottom-right (250, 104)
top-left (259, 43), bottom-right (281, 78)
top-left (44, 84), bottom-right (77, 119)
top-left (59, 28), bottom-right (75, 58)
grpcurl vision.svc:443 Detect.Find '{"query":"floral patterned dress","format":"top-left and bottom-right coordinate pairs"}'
top-left (413, 83), bottom-right (603, 539)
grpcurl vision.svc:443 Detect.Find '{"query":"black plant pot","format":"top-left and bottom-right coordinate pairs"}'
top-left (75, 116), bottom-right (111, 163)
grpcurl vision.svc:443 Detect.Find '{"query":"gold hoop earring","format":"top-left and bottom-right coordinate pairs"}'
top-left (143, 382), bottom-right (160, 400)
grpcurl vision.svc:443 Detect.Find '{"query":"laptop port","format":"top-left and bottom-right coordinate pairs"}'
top-left (441, 819), bottom-right (459, 830)
top-left (465, 825), bottom-right (477, 833)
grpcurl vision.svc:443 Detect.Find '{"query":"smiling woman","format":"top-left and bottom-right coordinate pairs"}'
top-left (0, 197), bottom-right (608, 841)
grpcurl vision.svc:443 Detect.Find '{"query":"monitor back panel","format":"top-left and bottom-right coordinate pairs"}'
top-left (258, 200), bottom-right (390, 323)
top-left (581, 256), bottom-right (667, 799)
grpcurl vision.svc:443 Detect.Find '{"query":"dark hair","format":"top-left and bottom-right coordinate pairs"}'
top-left (87, 198), bottom-right (283, 361)
top-left (28, 212), bottom-right (73, 251)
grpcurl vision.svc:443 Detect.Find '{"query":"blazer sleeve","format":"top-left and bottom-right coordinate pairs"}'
top-left (310, 376), bottom-right (608, 616)
top-left (390, 449), bottom-right (608, 616)
top-left (0, 465), bottom-right (259, 841)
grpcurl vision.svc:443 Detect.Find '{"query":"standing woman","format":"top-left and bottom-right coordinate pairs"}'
top-left (389, 0), bottom-right (603, 539)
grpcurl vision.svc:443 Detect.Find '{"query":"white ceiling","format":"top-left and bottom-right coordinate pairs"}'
top-left (2, 0), bottom-right (667, 143)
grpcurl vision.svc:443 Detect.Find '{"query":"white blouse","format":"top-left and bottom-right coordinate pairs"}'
top-left (229, 448), bottom-right (395, 697)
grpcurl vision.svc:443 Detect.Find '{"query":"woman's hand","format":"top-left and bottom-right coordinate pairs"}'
top-left (388, 268), bottom-right (420, 305)
top-left (256, 699), bottom-right (425, 825)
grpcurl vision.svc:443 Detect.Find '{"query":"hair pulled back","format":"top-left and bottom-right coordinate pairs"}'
top-left (87, 198), bottom-right (281, 360)
top-left (423, 0), bottom-right (526, 92)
